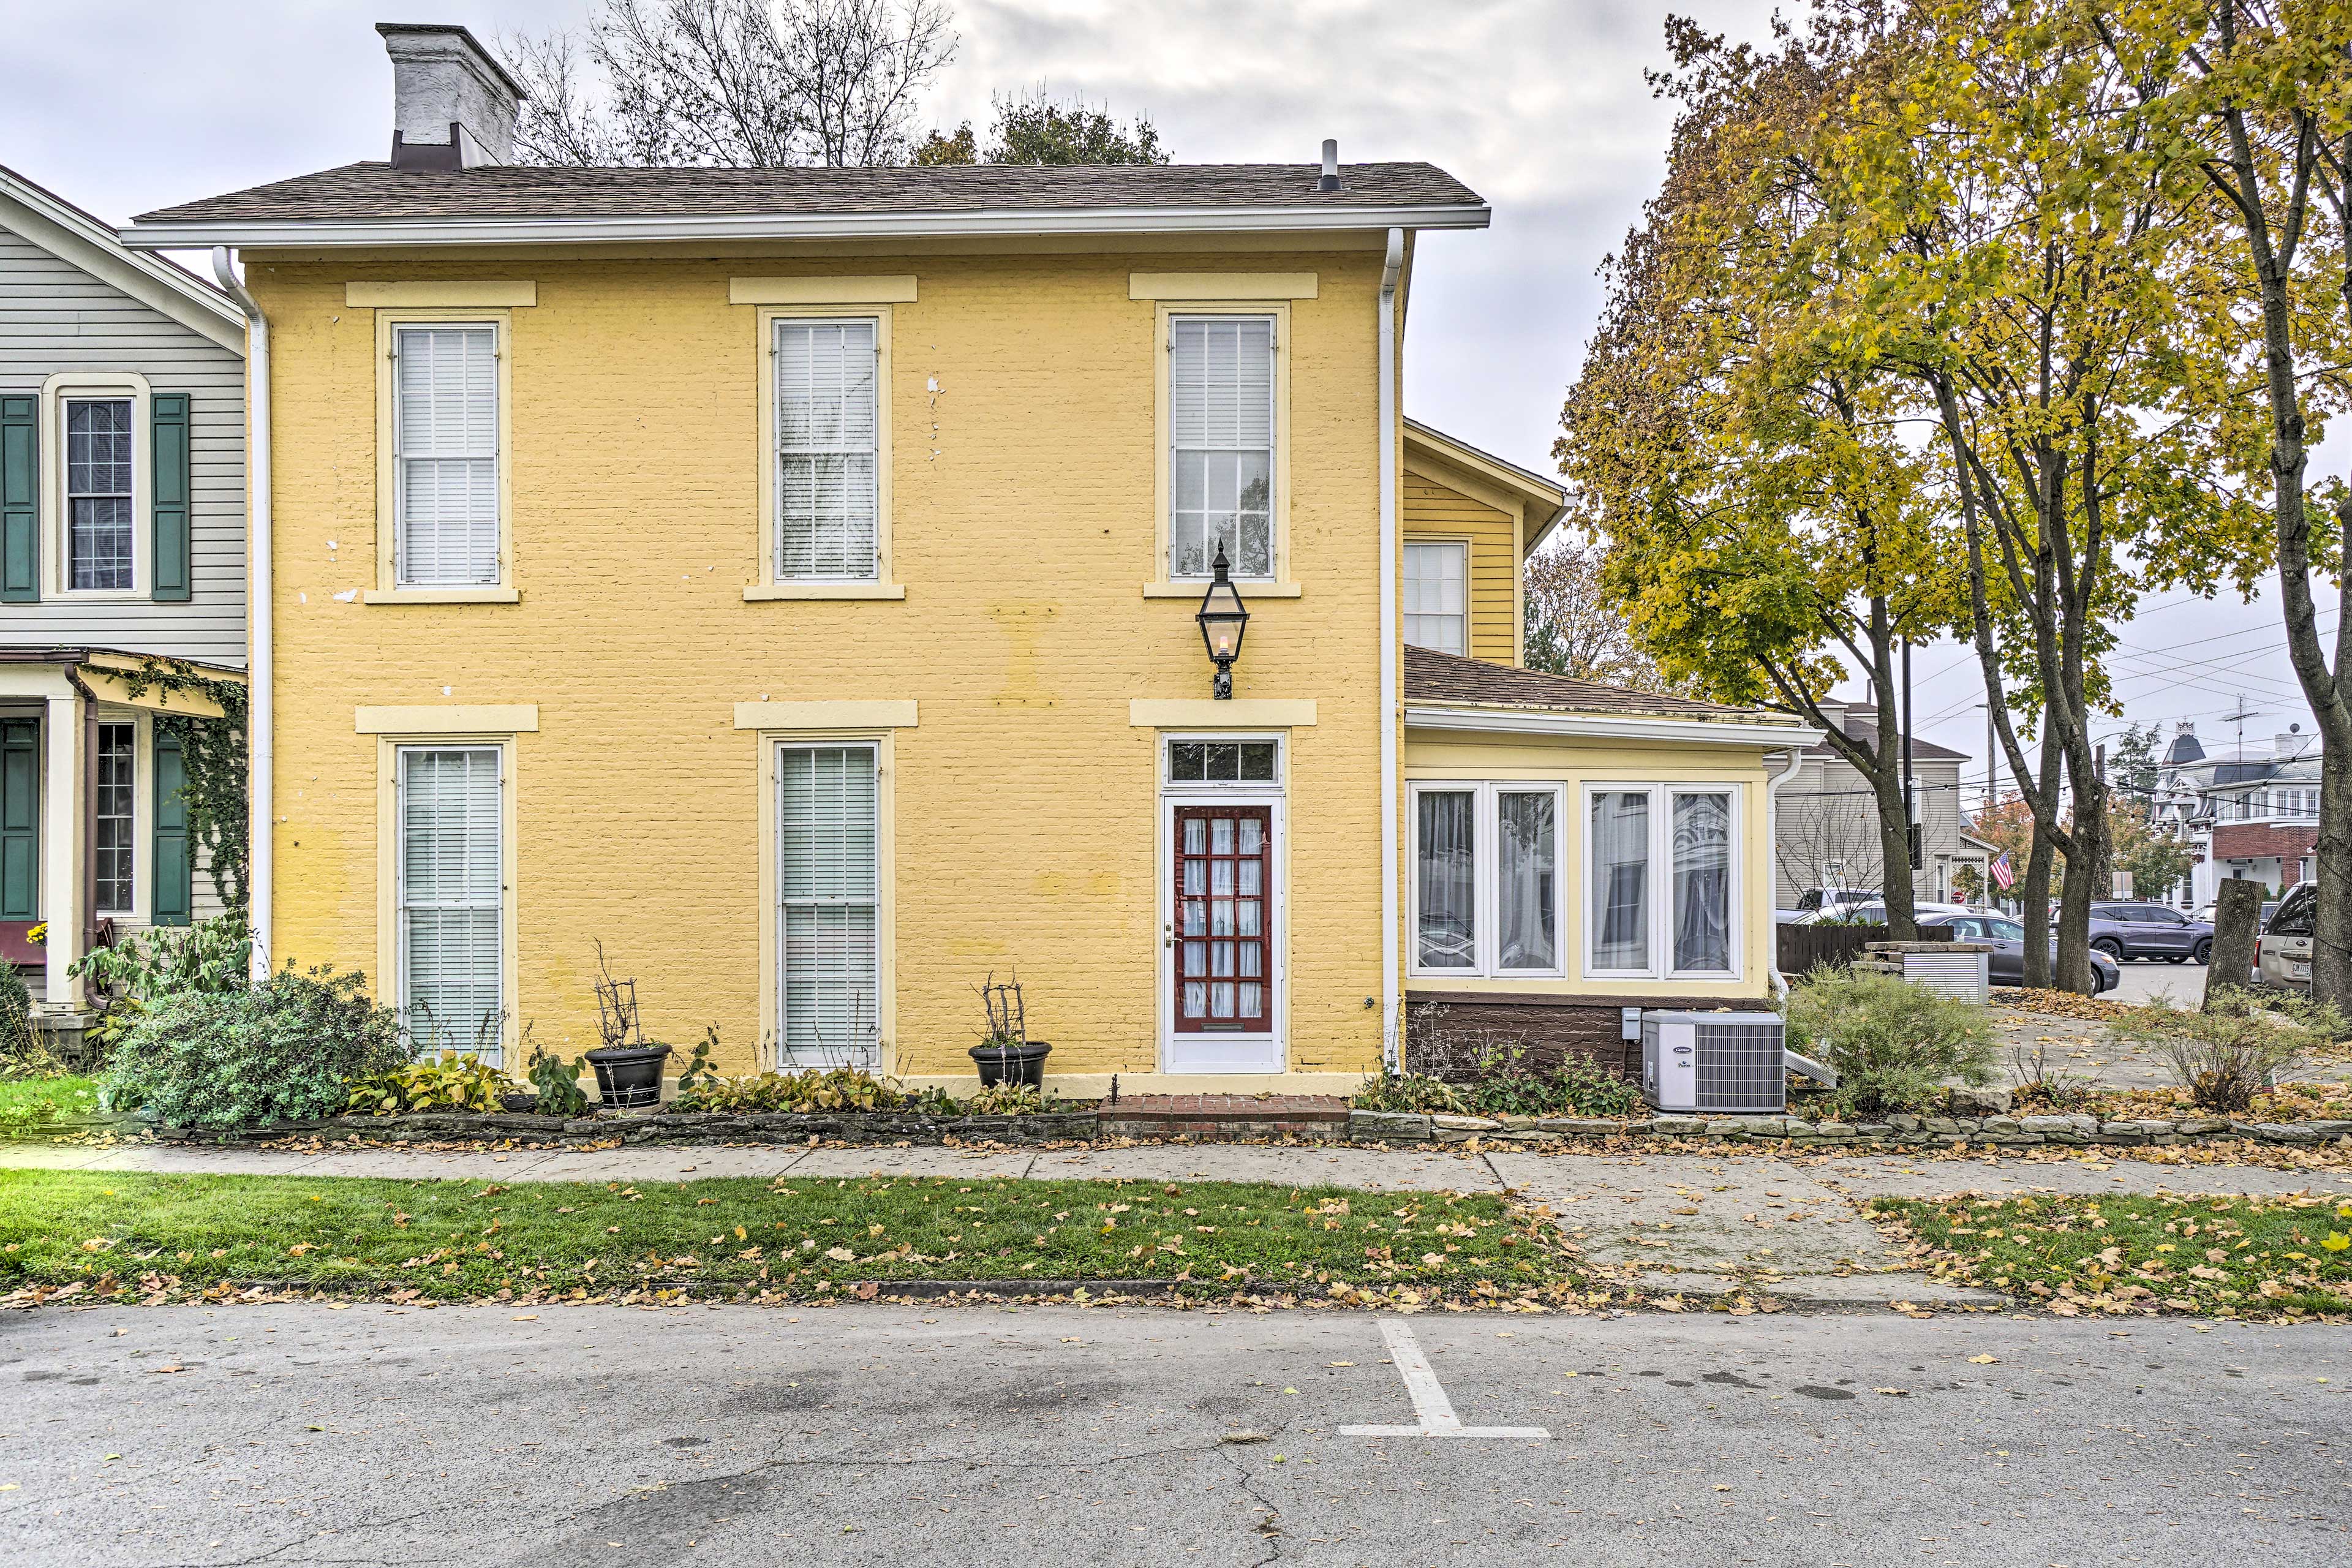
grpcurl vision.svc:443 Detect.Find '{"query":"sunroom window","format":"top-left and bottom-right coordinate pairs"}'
top-left (1412, 783), bottom-right (1562, 977)
top-left (1586, 784), bottom-right (1740, 979)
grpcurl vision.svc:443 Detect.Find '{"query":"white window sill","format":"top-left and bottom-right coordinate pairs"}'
top-left (48, 588), bottom-right (147, 602)
top-left (1142, 580), bottom-right (1302, 599)
top-left (363, 587), bottom-right (521, 605)
top-left (744, 583), bottom-right (907, 601)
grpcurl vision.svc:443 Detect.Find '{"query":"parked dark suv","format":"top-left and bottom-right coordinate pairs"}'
top-left (2086, 901), bottom-right (2213, 965)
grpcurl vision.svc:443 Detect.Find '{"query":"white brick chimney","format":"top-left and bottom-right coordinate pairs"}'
top-left (377, 22), bottom-right (525, 170)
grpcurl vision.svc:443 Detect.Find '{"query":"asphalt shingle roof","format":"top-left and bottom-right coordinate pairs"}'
top-left (1403, 646), bottom-right (1766, 720)
top-left (135, 161), bottom-right (1482, 225)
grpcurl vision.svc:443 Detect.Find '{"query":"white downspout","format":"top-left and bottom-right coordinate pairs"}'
top-left (213, 247), bottom-right (271, 982)
top-left (1765, 745), bottom-right (1805, 1000)
top-left (1379, 228), bottom-right (1404, 1071)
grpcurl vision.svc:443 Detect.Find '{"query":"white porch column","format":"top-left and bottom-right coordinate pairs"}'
top-left (40, 692), bottom-right (83, 1012)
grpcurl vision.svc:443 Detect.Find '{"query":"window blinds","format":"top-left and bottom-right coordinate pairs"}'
top-left (394, 325), bottom-right (500, 586)
top-left (1169, 316), bottom-right (1275, 579)
top-left (774, 319), bottom-right (880, 580)
top-left (399, 747), bottom-right (503, 1057)
top-left (778, 744), bottom-right (880, 1067)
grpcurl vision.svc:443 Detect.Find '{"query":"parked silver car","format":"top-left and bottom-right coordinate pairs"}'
top-left (2257, 884), bottom-right (2315, 992)
top-left (1914, 911), bottom-right (2120, 994)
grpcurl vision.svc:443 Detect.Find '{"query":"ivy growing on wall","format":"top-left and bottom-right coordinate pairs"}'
top-left (114, 657), bottom-right (249, 921)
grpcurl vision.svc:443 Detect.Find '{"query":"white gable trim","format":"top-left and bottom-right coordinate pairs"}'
top-left (0, 165), bottom-right (246, 353)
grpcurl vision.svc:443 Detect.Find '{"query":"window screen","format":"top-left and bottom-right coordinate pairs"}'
top-left (778, 744), bottom-right (880, 1067)
top-left (774, 318), bottom-right (879, 580)
top-left (1169, 316), bottom-right (1274, 579)
top-left (393, 325), bottom-right (500, 586)
top-left (399, 747), bottom-right (503, 1057)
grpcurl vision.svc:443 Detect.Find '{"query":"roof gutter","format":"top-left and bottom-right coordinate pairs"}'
top-left (212, 246), bottom-right (273, 983)
top-left (123, 201), bottom-right (1490, 251)
top-left (1405, 705), bottom-right (1821, 750)
top-left (1379, 227), bottom-right (1404, 1076)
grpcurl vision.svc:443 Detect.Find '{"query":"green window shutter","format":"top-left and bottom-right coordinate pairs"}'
top-left (152, 729), bottom-right (192, 927)
top-left (0, 719), bottom-right (37, 921)
top-left (1, 396), bottom-right (36, 603)
top-left (151, 392), bottom-right (192, 602)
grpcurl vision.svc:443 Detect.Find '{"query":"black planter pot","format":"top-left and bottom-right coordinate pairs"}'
top-left (584, 1044), bottom-right (672, 1109)
top-left (970, 1039), bottom-right (1051, 1089)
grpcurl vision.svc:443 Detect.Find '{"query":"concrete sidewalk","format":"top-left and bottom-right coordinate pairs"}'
top-left (9, 1136), bottom-right (2348, 1311)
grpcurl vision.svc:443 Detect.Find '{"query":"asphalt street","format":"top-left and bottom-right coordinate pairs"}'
top-left (2, 1302), bottom-right (2345, 1566)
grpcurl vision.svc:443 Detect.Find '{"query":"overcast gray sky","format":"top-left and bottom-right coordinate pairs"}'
top-left (1, 0), bottom-right (2331, 780)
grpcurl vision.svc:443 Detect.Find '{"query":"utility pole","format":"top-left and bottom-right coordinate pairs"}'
top-left (1976, 700), bottom-right (1996, 813)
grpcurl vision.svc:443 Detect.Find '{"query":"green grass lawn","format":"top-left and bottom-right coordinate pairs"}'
top-left (0, 1169), bottom-right (1580, 1305)
top-left (0, 1076), bottom-right (98, 1133)
top-left (1875, 1193), bottom-right (2352, 1320)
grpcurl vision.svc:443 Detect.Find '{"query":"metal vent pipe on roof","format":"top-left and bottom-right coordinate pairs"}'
top-left (1319, 140), bottom-right (1341, 191)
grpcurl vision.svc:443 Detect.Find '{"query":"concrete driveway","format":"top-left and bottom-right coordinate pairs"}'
top-left (2, 1302), bottom-right (2343, 1566)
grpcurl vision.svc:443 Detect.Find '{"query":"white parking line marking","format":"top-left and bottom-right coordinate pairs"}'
top-left (1340, 1318), bottom-right (1550, 1439)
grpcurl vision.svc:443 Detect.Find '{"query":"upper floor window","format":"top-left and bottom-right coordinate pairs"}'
top-left (772, 318), bottom-right (881, 581)
top-left (1169, 315), bottom-right (1275, 581)
top-left (1403, 540), bottom-right (1467, 655)
top-left (65, 399), bottom-right (134, 591)
top-left (391, 323), bottom-right (501, 586)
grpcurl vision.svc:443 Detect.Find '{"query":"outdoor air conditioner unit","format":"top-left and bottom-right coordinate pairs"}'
top-left (1641, 1010), bottom-right (1790, 1114)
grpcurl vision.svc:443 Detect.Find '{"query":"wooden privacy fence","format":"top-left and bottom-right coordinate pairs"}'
top-left (1777, 921), bottom-right (1954, 978)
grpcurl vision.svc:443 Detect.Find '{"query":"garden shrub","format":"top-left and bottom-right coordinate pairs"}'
top-left (345, 1053), bottom-right (512, 1114)
top-left (0, 960), bottom-right (36, 1063)
top-left (2107, 990), bottom-right (2345, 1114)
top-left (1784, 967), bottom-right (1997, 1119)
top-left (1352, 1054), bottom-right (1641, 1118)
top-left (672, 1066), bottom-right (949, 1114)
top-left (102, 963), bottom-right (407, 1131)
top-left (1352, 1071), bottom-right (1468, 1115)
top-left (69, 914), bottom-right (252, 1055)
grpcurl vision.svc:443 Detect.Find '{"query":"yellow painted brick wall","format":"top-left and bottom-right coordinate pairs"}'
top-left (249, 247), bottom-right (1392, 1079)
top-left (1402, 473), bottom-right (1517, 663)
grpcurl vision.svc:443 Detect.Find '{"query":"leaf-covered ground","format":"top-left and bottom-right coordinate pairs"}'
top-left (0, 1169), bottom-right (1585, 1308)
top-left (1874, 1193), bottom-right (2352, 1321)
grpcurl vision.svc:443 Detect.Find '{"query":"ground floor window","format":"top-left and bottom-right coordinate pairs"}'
top-left (1586, 783), bottom-right (1739, 979)
top-left (94, 721), bottom-right (134, 914)
top-left (778, 742), bottom-right (879, 1067)
top-left (1411, 782), bottom-right (1562, 977)
top-left (396, 745), bottom-right (504, 1056)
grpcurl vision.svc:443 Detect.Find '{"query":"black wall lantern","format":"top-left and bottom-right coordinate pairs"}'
top-left (1194, 545), bottom-right (1251, 699)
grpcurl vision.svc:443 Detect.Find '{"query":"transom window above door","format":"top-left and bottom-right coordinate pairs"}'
top-left (1168, 315), bottom-right (1276, 581)
top-left (1167, 738), bottom-right (1278, 785)
top-left (1402, 540), bottom-right (1466, 655)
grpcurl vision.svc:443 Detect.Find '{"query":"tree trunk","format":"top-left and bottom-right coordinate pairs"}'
top-left (2021, 828), bottom-right (2055, 990)
top-left (2056, 789), bottom-right (2105, 996)
top-left (2318, 739), bottom-right (2352, 1000)
top-left (1866, 610), bottom-right (1918, 941)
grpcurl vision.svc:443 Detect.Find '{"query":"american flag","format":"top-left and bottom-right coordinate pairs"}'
top-left (1990, 850), bottom-right (2015, 891)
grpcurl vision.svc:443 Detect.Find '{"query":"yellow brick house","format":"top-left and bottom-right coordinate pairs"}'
top-left (126, 23), bottom-right (1815, 1092)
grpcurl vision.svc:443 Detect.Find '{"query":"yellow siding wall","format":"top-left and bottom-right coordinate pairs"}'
top-left (1402, 470), bottom-right (1518, 664)
top-left (1403, 731), bottom-right (1777, 1000)
top-left (251, 247), bottom-right (1394, 1079)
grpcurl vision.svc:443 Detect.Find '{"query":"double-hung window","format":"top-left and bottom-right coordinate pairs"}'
top-left (777, 742), bottom-right (880, 1067)
top-left (65, 399), bottom-right (135, 591)
top-left (396, 745), bottom-right (506, 1057)
top-left (93, 721), bottom-right (135, 914)
top-left (1403, 540), bottom-right (1467, 655)
top-left (1411, 782), bottom-right (1564, 977)
top-left (1168, 315), bottom-right (1275, 581)
top-left (1585, 784), bottom-right (1740, 979)
top-left (391, 323), bottom-right (501, 586)
top-left (772, 318), bottom-right (880, 581)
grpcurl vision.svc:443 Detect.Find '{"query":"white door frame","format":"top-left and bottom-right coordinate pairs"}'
top-left (1156, 738), bottom-right (1287, 1074)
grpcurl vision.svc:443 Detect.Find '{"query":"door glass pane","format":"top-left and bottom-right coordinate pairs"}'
top-left (1672, 791), bottom-right (1732, 973)
top-left (1238, 816), bottom-right (1264, 853)
top-left (1212, 818), bottom-right (1234, 854)
top-left (1183, 815), bottom-right (1205, 853)
top-left (1496, 791), bottom-right (1557, 971)
top-left (1211, 859), bottom-right (1235, 895)
top-left (1184, 981), bottom-right (1207, 1018)
top-left (1590, 790), bottom-right (1652, 971)
top-left (1184, 940), bottom-right (1206, 977)
top-left (1212, 899), bottom-right (1234, 935)
top-left (1237, 899), bottom-right (1261, 937)
top-left (1416, 790), bottom-right (1476, 968)
top-left (1238, 859), bottom-right (1261, 896)
top-left (1238, 982), bottom-right (1262, 1018)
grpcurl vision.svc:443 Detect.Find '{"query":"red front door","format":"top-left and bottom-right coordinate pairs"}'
top-left (1172, 804), bottom-right (1273, 1034)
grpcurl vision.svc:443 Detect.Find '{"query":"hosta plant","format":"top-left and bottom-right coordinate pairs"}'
top-left (346, 1053), bottom-right (514, 1115)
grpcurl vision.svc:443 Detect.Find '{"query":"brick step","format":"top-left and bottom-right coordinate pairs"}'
top-left (1096, 1093), bottom-right (1349, 1143)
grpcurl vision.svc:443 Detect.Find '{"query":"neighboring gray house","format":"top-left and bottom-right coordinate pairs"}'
top-left (0, 163), bottom-right (246, 1030)
top-left (1773, 698), bottom-right (1990, 909)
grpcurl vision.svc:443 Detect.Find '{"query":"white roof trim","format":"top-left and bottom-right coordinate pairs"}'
top-left (1406, 704), bottom-right (1819, 749)
top-left (1, 165), bottom-right (244, 352)
top-left (123, 200), bottom-right (1491, 251)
